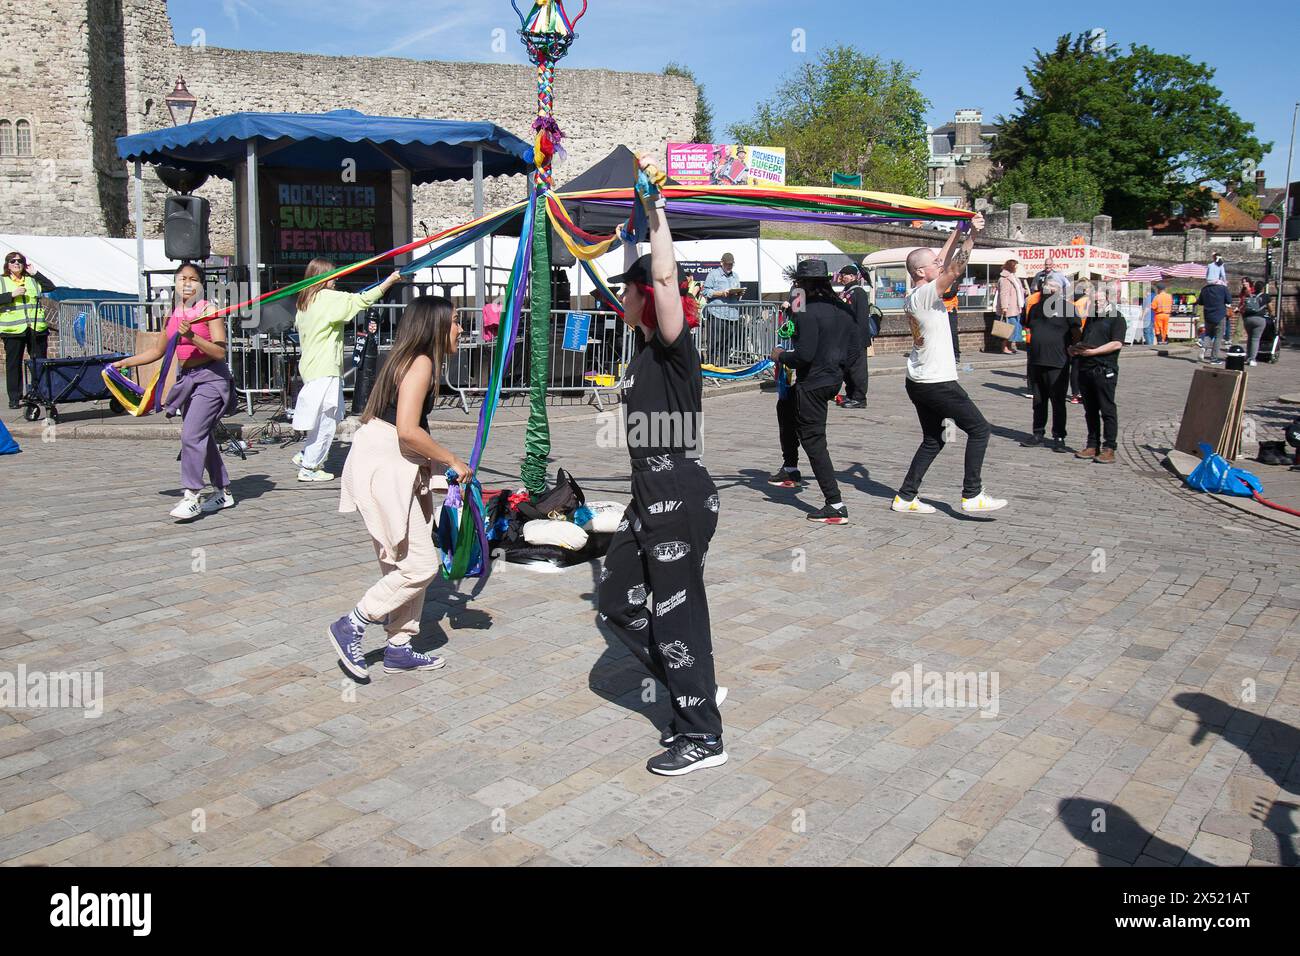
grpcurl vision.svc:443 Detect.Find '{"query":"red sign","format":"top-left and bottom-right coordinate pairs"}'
top-left (1259, 214), bottom-right (1281, 239)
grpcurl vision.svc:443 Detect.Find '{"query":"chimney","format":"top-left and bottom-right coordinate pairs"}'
top-left (954, 109), bottom-right (982, 151)
top-left (1255, 170), bottom-right (1266, 197)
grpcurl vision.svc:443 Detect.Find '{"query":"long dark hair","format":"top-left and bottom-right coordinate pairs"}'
top-left (360, 296), bottom-right (456, 423)
top-left (4, 250), bottom-right (32, 279)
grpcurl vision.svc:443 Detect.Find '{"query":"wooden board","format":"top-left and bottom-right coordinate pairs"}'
top-left (1175, 367), bottom-right (1245, 459)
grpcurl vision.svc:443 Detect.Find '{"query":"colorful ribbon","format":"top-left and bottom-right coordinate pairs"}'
top-left (101, 332), bottom-right (181, 416)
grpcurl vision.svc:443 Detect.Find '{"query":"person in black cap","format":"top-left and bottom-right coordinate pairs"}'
top-left (596, 153), bottom-right (727, 777)
top-left (769, 258), bottom-right (851, 524)
top-left (835, 263), bottom-right (871, 409)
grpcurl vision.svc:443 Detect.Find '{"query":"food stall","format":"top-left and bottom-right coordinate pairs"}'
top-left (861, 244), bottom-right (1131, 316)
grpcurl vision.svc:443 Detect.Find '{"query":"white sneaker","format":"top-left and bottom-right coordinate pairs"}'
top-left (891, 495), bottom-right (936, 514)
top-left (961, 490), bottom-right (1008, 513)
top-left (169, 491), bottom-right (203, 521)
top-left (716, 686), bottom-right (728, 707)
top-left (298, 467), bottom-right (335, 482)
top-left (292, 452), bottom-right (304, 467)
top-left (201, 490), bottom-right (235, 514)
top-left (1248, 360), bottom-right (1257, 367)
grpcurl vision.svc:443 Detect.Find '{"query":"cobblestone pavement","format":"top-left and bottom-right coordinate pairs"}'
top-left (2, 351), bottom-right (1297, 867)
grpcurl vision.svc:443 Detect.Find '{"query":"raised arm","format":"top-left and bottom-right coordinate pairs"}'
top-left (936, 213), bottom-right (983, 293)
top-left (638, 153), bottom-right (685, 345)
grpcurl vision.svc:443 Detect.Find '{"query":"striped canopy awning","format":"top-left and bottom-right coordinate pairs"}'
top-left (1163, 263), bottom-right (1208, 279)
top-left (1119, 266), bottom-right (1165, 281)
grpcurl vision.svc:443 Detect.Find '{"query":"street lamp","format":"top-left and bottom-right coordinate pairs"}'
top-left (165, 76), bottom-right (198, 127)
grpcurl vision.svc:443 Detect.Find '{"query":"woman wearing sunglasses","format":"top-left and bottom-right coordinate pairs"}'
top-left (1, 251), bottom-right (55, 409)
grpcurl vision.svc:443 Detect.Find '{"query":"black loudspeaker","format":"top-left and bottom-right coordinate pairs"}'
top-left (164, 194), bottom-right (210, 261)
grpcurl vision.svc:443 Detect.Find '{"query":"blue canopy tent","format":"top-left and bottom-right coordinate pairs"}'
top-left (116, 109), bottom-right (534, 313)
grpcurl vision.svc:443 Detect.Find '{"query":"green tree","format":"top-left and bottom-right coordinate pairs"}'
top-left (993, 34), bottom-right (1268, 228)
top-left (726, 46), bottom-right (928, 194)
top-left (663, 62), bottom-right (714, 144)
top-left (988, 157), bottom-right (1104, 221)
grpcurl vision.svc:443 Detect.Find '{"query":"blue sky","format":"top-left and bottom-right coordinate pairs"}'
top-left (173, 0), bottom-right (1298, 183)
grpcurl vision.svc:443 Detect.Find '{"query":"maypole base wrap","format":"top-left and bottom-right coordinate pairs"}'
top-left (521, 189), bottom-right (553, 495)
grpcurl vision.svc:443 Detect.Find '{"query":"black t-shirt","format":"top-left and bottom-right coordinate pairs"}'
top-left (778, 298), bottom-right (849, 390)
top-left (1025, 299), bottom-right (1080, 369)
top-left (1079, 309), bottom-right (1126, 372)
top-left (380, 390), bottom-right (432, 432)
top-left (1199, 283), bottom-right (1230, 325)
top-left (624, 326), bottom-right (702, 459)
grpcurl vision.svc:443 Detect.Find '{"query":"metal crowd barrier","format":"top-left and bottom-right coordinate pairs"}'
top-left (41, 295), bottom-right (784, 417)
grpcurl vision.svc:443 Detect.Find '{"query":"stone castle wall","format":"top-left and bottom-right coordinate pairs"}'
top-left (2, 0), bottom-right (696, 256)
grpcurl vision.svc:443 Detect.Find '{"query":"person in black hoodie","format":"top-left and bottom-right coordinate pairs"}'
top-left (770, 259), bottom-right (850, 524)
top-left (836, 263), bottom-right (871, 409)
top-left (1020, 277), bottom-right (1080, 452)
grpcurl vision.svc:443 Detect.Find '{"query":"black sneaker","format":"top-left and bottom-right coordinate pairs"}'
top-left (1019, 434), bottom-right (1045, 447)
top-left (660, 687), bottom-right (728, 747)
top-left (807, 503), bottom-right (849, 525)
top-left (1051, 438), bottom-right (1068, 453)
top-left (647, 736), bottom-right (728, 776)
top-left (767, 468), bottom-right (803, 487)
top-left (840, 399), bottom-right (866, 409)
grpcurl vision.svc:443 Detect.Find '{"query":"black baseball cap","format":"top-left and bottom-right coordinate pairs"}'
top-left (837, 263), bottom-right (860, 277)
top-left (607, 253), bottom-right (689, 289)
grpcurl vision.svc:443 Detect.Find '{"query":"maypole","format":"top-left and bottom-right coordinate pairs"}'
top-left (514, 0), bottom-right (587, 494)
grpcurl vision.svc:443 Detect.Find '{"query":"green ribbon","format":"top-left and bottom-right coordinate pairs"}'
top-left (521, 198), bottom-right (552, 495)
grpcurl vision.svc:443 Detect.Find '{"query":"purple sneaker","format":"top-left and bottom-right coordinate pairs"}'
top-left (328, 615), bottom-right (368, 680)
top-left (382, 644), bottom-right (446, 674)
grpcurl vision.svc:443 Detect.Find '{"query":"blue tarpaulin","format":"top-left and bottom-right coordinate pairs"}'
top-left (116, 109), bottom-right (533, 184)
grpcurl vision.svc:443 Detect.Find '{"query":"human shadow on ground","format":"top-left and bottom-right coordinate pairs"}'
top-left (982, 382), bottom-right (1032, 398)
top-left (1175, 692), bottom-right (1300, 794)
top-left (159, 474), bottom-right (276, 509)
top-left (839, 462), bottom-right (898, 502)
top-left (1058, 797), bottom-right (1210, 866)
top-left (586, 559), bottom-right (674, 739)
top-left (1175, 692), bottom-right (1300, 866)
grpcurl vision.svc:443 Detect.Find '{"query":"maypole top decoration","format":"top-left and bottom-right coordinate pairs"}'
top-left (513, 0), bottom-right (587, 61)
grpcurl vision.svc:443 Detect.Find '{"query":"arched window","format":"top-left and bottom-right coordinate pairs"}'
top-left (0, 121), bottom-right (12, 157)
top-left (14, 120), bottom-right (31, 156)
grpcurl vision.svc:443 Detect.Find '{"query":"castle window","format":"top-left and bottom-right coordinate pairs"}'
top-left (0, 121), bottom-right (12, 157)
top-left (14, 120), bottom-right (31, 156)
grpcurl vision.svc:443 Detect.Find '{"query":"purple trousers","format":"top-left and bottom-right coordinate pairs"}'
top-left (166, 363), bottom-right (233, 491)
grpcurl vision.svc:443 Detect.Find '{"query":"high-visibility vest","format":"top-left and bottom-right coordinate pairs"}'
top-left (0, 276), bottom-right (44, 334)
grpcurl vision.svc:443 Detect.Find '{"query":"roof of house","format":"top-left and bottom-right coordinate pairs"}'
top-left (1149, 192), bottom-right (1260, 235)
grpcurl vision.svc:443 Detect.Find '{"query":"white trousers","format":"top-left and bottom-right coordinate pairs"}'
top-left (294, 376), bottom-right (343, 469)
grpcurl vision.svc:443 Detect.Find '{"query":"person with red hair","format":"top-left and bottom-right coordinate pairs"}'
top-left (596, 153), bottom-right (726, 777)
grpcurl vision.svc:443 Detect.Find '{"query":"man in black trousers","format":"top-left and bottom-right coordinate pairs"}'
top-left (836, 264), bottom-right (871, 409)
top-left (769, 259), bottom-right (850, 525)
top-left (1070, 285), bottom-right (1126, 465)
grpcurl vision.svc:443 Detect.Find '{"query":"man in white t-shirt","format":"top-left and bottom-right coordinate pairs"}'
top-left (892, 212), bottom-right (1008, 515)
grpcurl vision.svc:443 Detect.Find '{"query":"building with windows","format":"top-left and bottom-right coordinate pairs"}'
top-left (926, 109), bottom-right (998, 204)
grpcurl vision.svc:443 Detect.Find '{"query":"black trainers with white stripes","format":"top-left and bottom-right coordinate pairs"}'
top-left (647, 735), bottom-right (728, 776)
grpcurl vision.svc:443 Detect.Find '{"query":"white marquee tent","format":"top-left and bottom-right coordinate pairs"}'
top-left (0, 235), bottom-right (171, 296)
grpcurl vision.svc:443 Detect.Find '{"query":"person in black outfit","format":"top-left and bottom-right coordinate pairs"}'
top-left (770, 259), bottom-right (850, 524)
top-left (350, 318), bottom-right (381, 414)
top-left (1070, 284), bottom-right (1126, 464)
top-left (1198, 280), bottom-right (1230, 365)
top-left (1020, 278), bottom-right (1080, 452)
top-left (0, 251), bottom-right (56, 408)
top-left (768, 286), bottom-right (804, 488)
top-left (836, 264), bottom-right (871, 409)
top-left (597, 153), bottom-right (726, 778)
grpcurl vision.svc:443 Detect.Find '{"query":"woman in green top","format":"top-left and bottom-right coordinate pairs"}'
top-left (292, 258), bottom-right (401, 481)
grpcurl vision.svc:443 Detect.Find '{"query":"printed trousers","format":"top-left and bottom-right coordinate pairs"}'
top-left (597, 454), bottom-right (722, 739)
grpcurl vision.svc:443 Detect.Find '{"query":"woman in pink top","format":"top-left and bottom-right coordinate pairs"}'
top-left (113, 262), bottom-right (235, 521)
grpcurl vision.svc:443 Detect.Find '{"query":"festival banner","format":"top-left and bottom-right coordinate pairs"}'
top-left (260, 168), bottom-right (394, 267)
top-left (666, 143), bottom-right (787, 187)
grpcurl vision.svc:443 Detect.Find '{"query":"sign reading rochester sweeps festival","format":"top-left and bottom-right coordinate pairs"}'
top-left (666, 143), bottom-right (787, 186)
top-left (260, 168), bottom-right (394, 267)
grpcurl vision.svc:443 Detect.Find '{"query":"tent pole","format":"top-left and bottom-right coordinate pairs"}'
top-left (474, 146), bottom-right (485, 314)
top-left (756, 232), bottom-right (763, 304)
top-left (134, 159), bottom-right (146, 307)
top-left (245, 141), bottom-right (260, 330)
